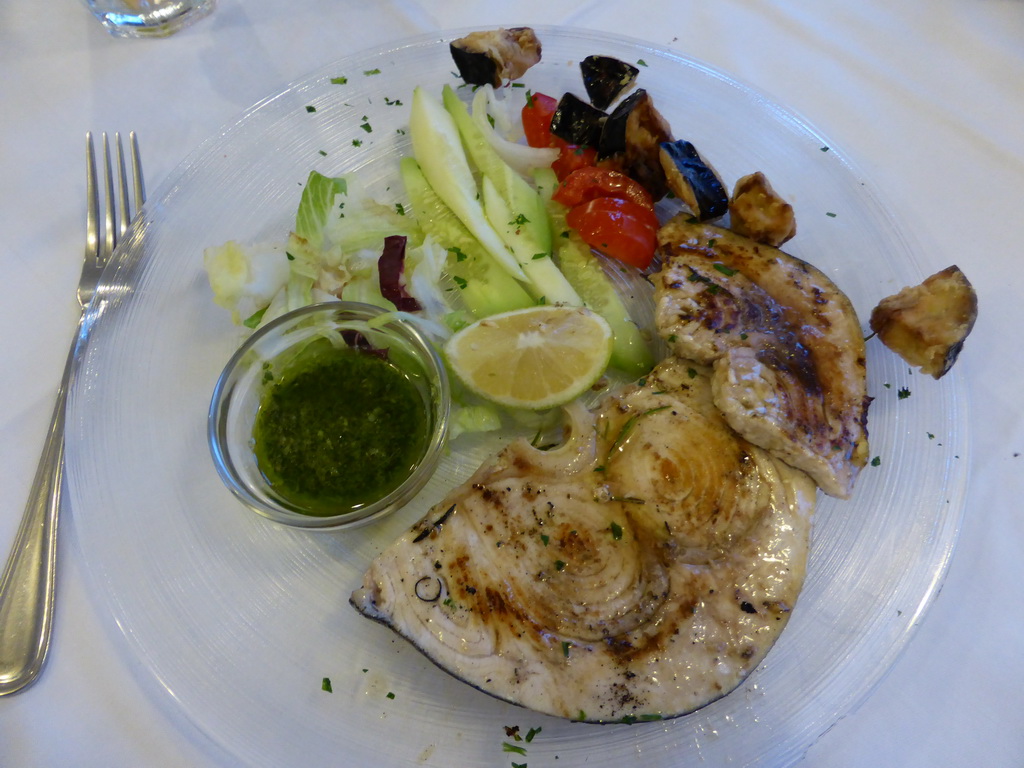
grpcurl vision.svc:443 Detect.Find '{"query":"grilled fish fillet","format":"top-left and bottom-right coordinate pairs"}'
top-left (351, 359), bottom-right (816, 722)
top-left (653, 216), bottom-right (870, 498)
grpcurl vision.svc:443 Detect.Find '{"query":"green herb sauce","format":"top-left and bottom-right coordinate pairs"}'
top-left (253, 340), bottom-right (429, 516)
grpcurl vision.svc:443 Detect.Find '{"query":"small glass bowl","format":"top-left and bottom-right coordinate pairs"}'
top-left (208, 302), bottom-right (450, 530)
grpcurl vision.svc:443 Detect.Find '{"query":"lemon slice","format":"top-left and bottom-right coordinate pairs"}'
top-left (444, 306), bottom-right (613, 410)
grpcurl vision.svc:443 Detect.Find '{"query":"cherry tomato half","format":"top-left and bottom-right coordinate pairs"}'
top-left (521, 92), bottom-right (560, 148)
top-left (552, 167), bottom-right (655, 210)
top-left (551, 144), bottom-right (599, 181)
top-left (565, 197), bottom-right (659, 270)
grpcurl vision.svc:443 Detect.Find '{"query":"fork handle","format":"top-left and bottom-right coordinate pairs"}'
top-left (0, 334), bottom-right (75, 695)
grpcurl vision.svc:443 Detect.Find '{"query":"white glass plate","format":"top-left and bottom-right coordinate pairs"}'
top-left (66, 26), bottom-right (969, 767)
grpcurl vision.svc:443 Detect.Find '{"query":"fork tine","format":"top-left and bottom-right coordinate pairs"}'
top-left (85, 132), bottom-right (99, 262)
top-left (100, 132), bottom-right (116, 261)
top-left (129, 131), bottom-right (146, 210)
top-left (114, 132), bottom-right (130, 240)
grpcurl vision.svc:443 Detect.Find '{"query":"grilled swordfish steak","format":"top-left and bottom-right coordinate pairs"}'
top-left (351, 359), bottom-right (816, 722)
top-left (653, 216), bottom-right (870, 498)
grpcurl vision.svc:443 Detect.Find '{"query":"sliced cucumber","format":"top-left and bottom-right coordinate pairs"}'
top-left (482, 175), bottom-right (581, 306)
top-left (410, 87), bottom-right (525, 281)
top-left (400, 157), bottom-right (533, 317)
top-left (443, 85), bottom-right (580, 306)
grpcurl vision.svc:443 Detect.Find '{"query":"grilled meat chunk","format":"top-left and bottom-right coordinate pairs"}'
top-left (653, 216), bottom-right (870, 498)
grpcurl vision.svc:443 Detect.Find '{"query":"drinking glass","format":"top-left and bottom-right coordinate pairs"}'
top-left (81, 0), bottom-right (215, 38)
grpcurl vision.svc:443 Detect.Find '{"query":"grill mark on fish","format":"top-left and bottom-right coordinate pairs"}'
top-left (411, 503), bottom-right (456, 542)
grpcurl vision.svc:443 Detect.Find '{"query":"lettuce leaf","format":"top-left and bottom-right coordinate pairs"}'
top-left (295, 170), bottom-right (347, 248)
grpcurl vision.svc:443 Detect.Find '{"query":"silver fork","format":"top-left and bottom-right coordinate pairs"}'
top-left (0, 132), bottom-right (145, 696)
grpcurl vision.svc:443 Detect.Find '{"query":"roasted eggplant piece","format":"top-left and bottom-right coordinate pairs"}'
top-left (869, 265), bottom-right (978, 379)
top-left (728, 171), bottom-right (797, 246)
top-left (449, 27), bottom-right (542, 87)
top-left (658, 140), bottom-right (728, 221)
top-left (598, 89), bottom-right (643, 158)
top-left (598, 89), bottom-right (674, 199)
top-left (549, 92), bottom-right (606, 148)
top-left (580, 55), bottom-right (639, 110)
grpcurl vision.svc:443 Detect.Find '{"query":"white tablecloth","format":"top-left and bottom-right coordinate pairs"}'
top-left (1, 1), bottom-right (1022, 765)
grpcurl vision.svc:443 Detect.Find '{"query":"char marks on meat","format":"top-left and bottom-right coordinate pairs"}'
top-left (653, 215), bottom-right (870, 498)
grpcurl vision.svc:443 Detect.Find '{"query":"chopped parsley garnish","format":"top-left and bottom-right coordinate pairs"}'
top-left (826, 211), bottom-right (837, 218)
top-left (510, 213), bottom-right (530, 227)
top-left (525, 727), bottom-right (542, 742)
top-left (540, 533), bottom-right (550, 546)
top-left (330, 76), bottom-right (348, 85)
top-left (609, 406), bottom-right (670, 455)
top-left (871, 456), bottom-right (881, 467)
top-left (395, 202), bottom-right (406, 216)
top-left (359, 119), bottom-right (373, 133)
top-left (820, 145), bottom-right (830, 152)
top-left (384, 96), bottom-right (403, 106)
top-left (554, 560), bottom-right (566, 571)
top-left (448, 246), bottom-right (468, 261)
top-left (502, 742), bottom-right (528, 756)
top-left (363, 68), bottom-right (381, 76)
top-left (321, 677), bottom-right (332, 692)
top-left (452, 276), bottom-right (468, 290)
top-left (637, 58), bottom-right (648, 66)
top-left (352, 139), bottom-right (363, 147)
top-left (531, 252), bottom-right (547, 260)
top-left (927, 432), bottom-right (935, 440)
top-left (687, 367), bottom-right (698, 379)
top-left (898, 387), bottom-right (911, 399)
top-left (562, 641), bottom-right (572, 658)
top-left (609, 522), bottom-right (624, 540)
top-left (386, 691), bottom-right (395, 699)
top-left (304, 105), bottom-right (316, 113)
top-left (712, 262), bottom-right (736, 276)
